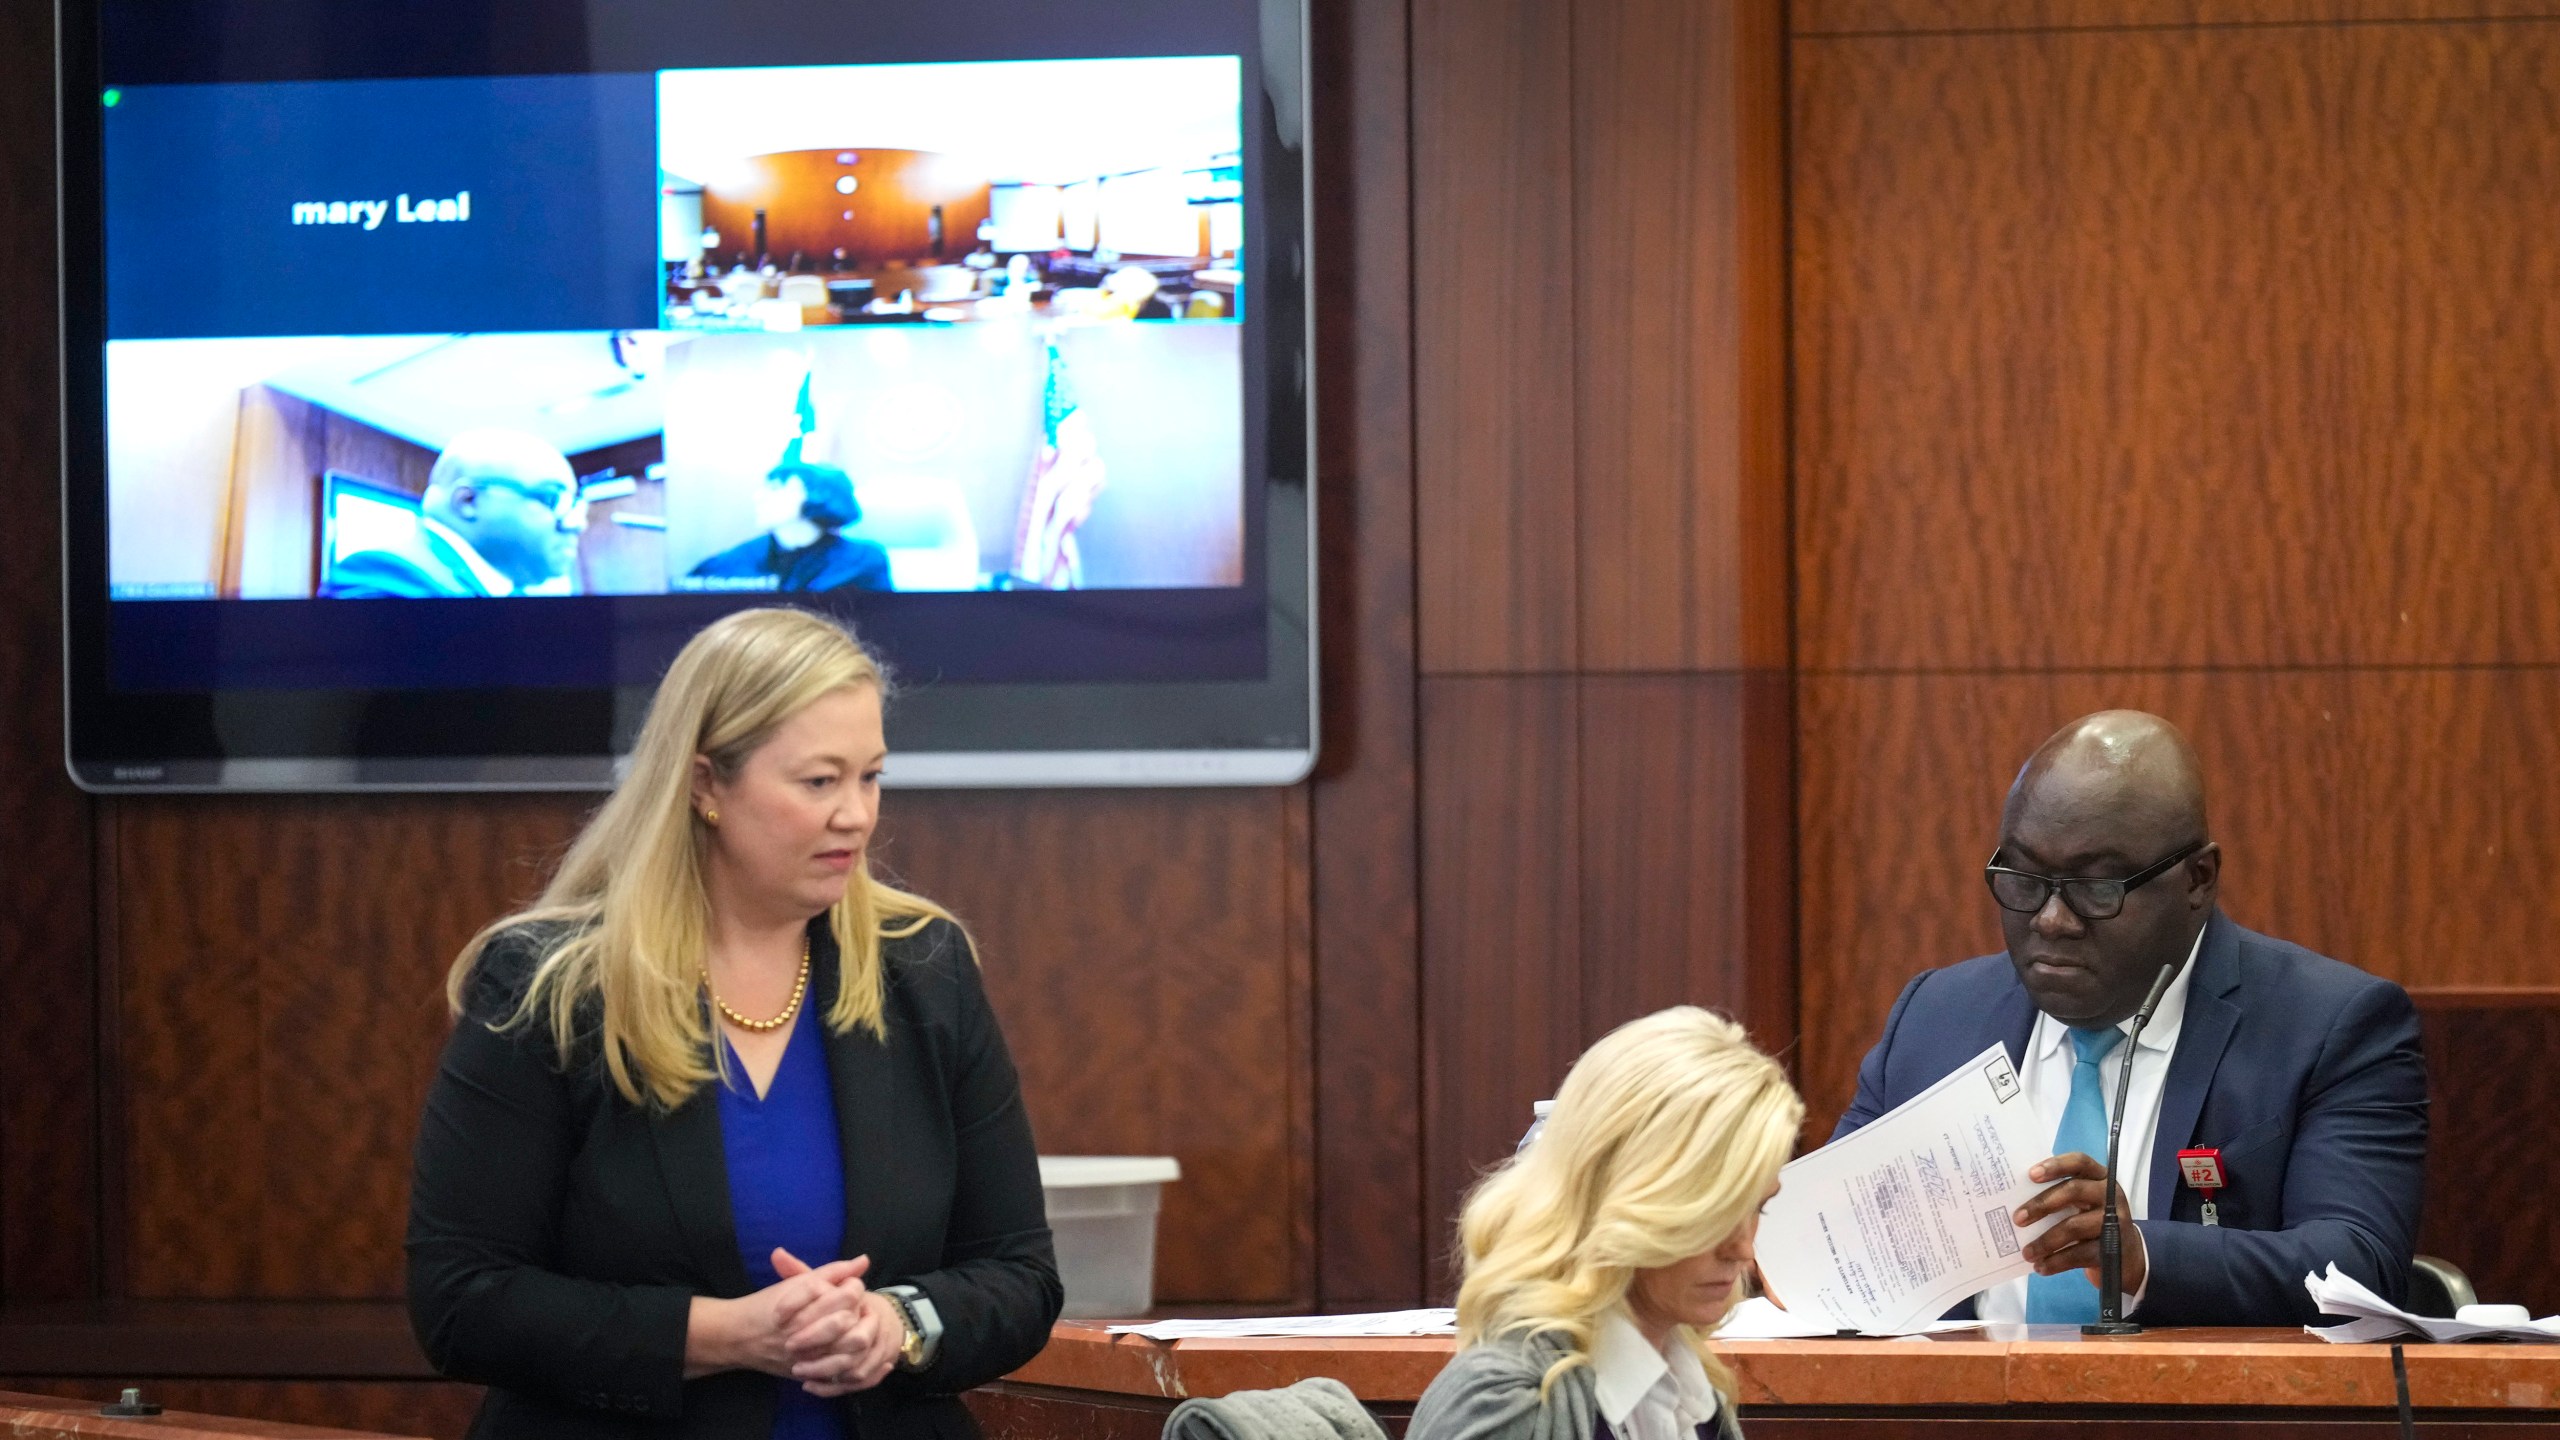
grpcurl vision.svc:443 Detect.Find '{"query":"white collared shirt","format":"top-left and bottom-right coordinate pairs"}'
top-left (1591, 1308), bottom-right (1721, 1440)
top-left (421, 515), bottom-right (517, 597)
top-left (1974, 926), bottom-right (2203, 1324)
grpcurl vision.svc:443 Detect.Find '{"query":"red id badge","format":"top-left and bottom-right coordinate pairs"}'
top-left (2177, 1147), bottom-right (2225, 1226)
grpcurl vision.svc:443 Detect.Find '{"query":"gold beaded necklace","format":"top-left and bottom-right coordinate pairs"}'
top-left (704, 936), bottom-right (813, 1033)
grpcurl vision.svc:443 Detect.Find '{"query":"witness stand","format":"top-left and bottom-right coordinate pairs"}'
top-left (967, 1322), bottom-right (2560, 1438)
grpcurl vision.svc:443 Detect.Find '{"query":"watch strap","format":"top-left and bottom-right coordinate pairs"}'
top-left (880, 1284), bottom-right (943, 1371)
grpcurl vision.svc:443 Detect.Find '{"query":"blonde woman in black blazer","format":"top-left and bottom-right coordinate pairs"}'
top-left (407, 608), bottom-right (1060, 1439)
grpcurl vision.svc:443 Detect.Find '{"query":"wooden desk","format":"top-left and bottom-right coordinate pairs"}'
top-left (0, 1388), bottom-right (419, 1438)
top-left (970, 1323), bottom-right (2560, 1437)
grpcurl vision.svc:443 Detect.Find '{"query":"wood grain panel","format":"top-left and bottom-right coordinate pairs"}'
top-left (697, 150), bottom-right (996, 269)
top-left (1793, 20), bottom-right (2560, 670)
top-left (1420, 678), bottom-right (1582, 1291)
top-left (1797, 670), bottom-right (2560, 1134)
top-left (1578, 676), bottom-right (1795, 1051)
top-left (1, 1380), bottom-right (480, 1440)
top-left (1574, 0), bottom-right (1789, 672)
top-left (1796, 0), bottom-right (2560, 32)
top-left (0, 0), bottom-right (97, 1305)
top-left (2413, 1000), bottom-right (2560, 1313)
top-left (113, 797), bottom-right (591, 1298)
top-left (874, 789), bottom-right (1305, 1304)
top-left (1413, 0), bottom-right (1578, 674)
top-left (222, 391), bottom-right (438, 600)
top-left (1309, 0), bottom-right (1427, 1308)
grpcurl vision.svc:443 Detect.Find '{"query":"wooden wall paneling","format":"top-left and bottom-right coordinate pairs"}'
top-left (2413, 998), bottom-right (2560, 1313)
top-left (1419, 677), bottom-right (1582, 1290)
top-left (0, 0), bottom-right (98, 1306)
top-left (1738, 671), bottom-right (1800, 1066)
top-left (1578, 677), bottom-right (1780, 1043)
top-left (1575, 674), bottom-right (1796, 1071)
top-left (94, 808), bottom-right (128, 1300)
top-left (1280, 787), bottom-right (1316, 1308)
top-left (1573, 0), bottom-right (1790, 672)
top-left (1309, 0), bottom-right (1427, 1307)
top-left (697, 150), bottom-right (996, 269)
top-left (220, 392), bottom-right (437, 601)
top-left (1793, 0), bottom-right (2560, 34)
top-left (1795, 669), bottom-right (2560, 1133)
top-left (872, 790), bottom-right (1304, 1304)
top-left (1411, 0), bottom-right (1579, 674)
top-left (113, 797), bottom-right (590, 1298)
top-left (1791, 18), bottom-right (2560, 671)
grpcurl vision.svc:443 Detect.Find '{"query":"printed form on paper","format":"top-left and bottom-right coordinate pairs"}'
top-left (1754, 1042), bottom-right (2063, 1335)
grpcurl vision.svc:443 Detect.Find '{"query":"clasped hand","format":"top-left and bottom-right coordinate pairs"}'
top-left (690, 1249), bottom-right (906, 1396)
top-left (2014, 1152), bottom-right (2145, 1295)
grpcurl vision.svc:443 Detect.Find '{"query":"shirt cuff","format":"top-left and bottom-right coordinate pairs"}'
top-left (2124, 1223), bottom-right (2153, 1316)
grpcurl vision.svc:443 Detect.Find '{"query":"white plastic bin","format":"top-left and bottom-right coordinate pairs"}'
top-left (1038, 1155), bottom-right (1181, 1318)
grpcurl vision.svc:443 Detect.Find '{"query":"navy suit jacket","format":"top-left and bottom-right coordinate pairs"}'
top-left (322, 523), bottom-right (492, 599)
top-left (1830, 911), bottom-right (2428, 1327)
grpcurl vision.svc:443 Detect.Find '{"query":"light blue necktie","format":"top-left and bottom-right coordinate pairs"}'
top-left (2024, 1025), bottom-right (2126, 1324)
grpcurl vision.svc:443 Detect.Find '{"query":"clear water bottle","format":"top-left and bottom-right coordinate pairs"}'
top-left (1515, 1099), bottom-right (1555, 1154)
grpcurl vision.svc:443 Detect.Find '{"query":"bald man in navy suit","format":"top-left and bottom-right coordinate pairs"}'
top-left (1833, 712), bottom-right (2428, 1327)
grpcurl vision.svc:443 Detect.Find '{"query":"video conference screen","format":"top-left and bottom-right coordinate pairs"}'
top-left (63, 0), bottom-right (1313, 787)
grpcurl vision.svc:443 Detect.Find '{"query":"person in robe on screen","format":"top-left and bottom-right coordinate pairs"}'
top-left (322, 428), bottom-right (583, 598)
top-left (690, 457), bottom-right (893, 594)
top-left (407, 607), bottom-right (1059, 1439)
top-left (1832, 710), bottom-right (2428, 1327)
top-left (1409, 1008), bottom-right (1802, 1440)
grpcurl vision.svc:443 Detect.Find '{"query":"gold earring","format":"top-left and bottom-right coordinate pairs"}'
top-left (704, 808), bottom-right (719, 826)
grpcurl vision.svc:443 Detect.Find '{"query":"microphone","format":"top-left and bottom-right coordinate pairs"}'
top-left (2083, 960), bottom-right (2178, 1336)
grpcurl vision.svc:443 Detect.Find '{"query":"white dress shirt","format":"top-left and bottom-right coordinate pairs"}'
top-left (1590, 1308), bottom-right (1721, 1440)
top-left (1974, 926), bottom-right (2203, 1324)
top-left (420, 515), bottom-right (518, 597)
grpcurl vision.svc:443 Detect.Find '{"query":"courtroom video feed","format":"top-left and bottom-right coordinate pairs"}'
top-left (103, 332), bottom-right (673, 601)
top-left (657, 58), bottom-right (1245, 331)
top-left (105, 321), bottom-right (1244, 599)
top-left (660, 323), bottom-right (1244, 593)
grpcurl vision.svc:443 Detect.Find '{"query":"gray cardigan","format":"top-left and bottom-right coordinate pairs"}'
top-left (1408, 1330), bottom-right (1744, 1440)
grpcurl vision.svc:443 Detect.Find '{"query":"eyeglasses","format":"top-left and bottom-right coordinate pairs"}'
top-left (1983, 840), bottom-right (2206, 921)
top-left (475, 477), bottom-right (588, 533)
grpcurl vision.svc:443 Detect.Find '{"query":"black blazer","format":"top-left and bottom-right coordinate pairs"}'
top-left (406, 917), bottom-right (1062, 1440)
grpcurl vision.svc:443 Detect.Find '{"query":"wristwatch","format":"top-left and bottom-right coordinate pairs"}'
top-left (879, 1284), bottom-right (943, 1372)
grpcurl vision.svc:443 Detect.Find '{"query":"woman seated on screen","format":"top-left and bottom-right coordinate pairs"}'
top-left (407, 606), bottom-right (1059, 1439)
top-left (1409, 1008), bottom-right (1802, 1440)
top-left (689, 458), bottom-right (895, 593)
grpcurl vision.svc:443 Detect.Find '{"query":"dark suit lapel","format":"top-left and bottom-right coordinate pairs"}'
top-left (816, 923), bottom-right (894, 1265)
top-left (2148, 911), bottom-right (2242, 1219)
top-left (1993, 977), bottom-right (2039, 1074)
top-left (649, 1073), bottom-right (755, 1297)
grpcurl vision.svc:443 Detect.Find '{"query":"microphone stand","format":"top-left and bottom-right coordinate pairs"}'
top-left (2084, 961), bottom-right (2179, 1336)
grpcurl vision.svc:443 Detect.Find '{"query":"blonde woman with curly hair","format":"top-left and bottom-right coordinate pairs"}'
top-left (407, 607), bottom-right (1060, 1440)
top-left (1410, 1008), bottom-right (1803, 1440)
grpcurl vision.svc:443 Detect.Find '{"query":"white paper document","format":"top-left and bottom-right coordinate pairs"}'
top-left (1105, 1308), bottom-right (1459, 1340)
top-left (1712, 1295), bottom-right (1981, 1340)
top-left (1754, 1042), bottom-right (2063, 1334)
top-left (2303, 1264), bottom-right (2560, 1344)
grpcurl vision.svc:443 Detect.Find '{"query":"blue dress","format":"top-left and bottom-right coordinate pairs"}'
top-left (718, 1003), bottom-right (851, 1440)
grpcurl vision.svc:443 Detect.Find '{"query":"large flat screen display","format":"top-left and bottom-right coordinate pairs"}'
top-left (60, 0), bottom-right (1313, 790)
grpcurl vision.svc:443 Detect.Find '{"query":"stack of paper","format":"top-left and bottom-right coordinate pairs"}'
top-left (1712, 1296), bottom-right (1980, 1340)
top-left (2303, 1264), bottom-right (2560, 1343)
top-left (1106, 1309), bottom-right (1459, 1340)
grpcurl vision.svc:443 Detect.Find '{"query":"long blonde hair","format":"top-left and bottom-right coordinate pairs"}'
top-left (447, 607), bottom-right (955, 1109)
top-left (1454, 1007), bottom-right (1802, 1401)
